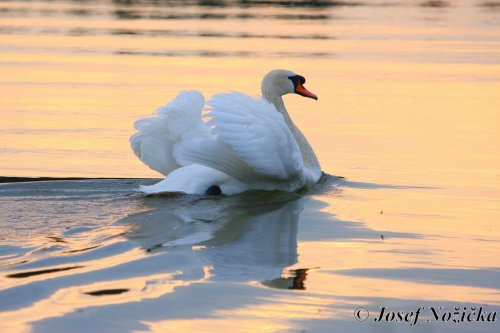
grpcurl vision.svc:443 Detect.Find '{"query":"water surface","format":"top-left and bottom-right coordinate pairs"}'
top-left (0, 0), bottom-right (499, 332)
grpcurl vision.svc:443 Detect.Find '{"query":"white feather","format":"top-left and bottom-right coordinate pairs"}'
top-left (207, 92), bottom-right (304, 181)
top-left (140, 165), bottom-right (248, 195)
top-left (129, 90), bottom-right (209, 176)
top-left (173, 136), bottom-right (257, 183)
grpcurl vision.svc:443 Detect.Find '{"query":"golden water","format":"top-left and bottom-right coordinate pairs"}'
top-left (0, 1), bottom-right (499, 332)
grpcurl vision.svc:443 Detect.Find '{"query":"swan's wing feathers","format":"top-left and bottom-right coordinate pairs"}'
top-left (155, 90), bottom-right (209, 141)
top-left (173, 136), bottom-right (256, 182)
top-left (208, 92), bottom-right (303, 180)
top-left (130, 90), bottom-right (210, 176)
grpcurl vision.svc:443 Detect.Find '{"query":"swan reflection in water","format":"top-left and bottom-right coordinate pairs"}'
top-left (120, 190), bottom-right (309, 290)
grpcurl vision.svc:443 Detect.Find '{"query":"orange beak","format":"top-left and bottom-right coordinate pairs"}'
top-left (295, 83), bottom-right (318, 100)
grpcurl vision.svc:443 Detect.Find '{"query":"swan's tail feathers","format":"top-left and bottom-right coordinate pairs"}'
top-left (130, 90), bottom-right (209, 176)
top-left (139, 164), bottom-right (248, 195)
top-left (130, 134), bottom-right (177, 176)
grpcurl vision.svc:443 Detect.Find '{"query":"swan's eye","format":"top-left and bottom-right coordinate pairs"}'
top-left (288, 75), bottom-right (306, 88)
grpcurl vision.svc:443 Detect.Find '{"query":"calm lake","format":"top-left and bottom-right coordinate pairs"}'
top-left (0, 0), bottom-right (499, 332)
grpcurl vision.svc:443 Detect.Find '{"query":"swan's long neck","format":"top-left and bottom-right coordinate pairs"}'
top-left (263, 91), bottom-right (320, 171)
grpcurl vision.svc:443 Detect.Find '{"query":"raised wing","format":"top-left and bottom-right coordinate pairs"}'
top-left (130, 90), bottom-right (210, 176)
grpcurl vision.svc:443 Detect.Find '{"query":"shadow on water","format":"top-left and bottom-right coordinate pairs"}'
top-left (120, 190), bottom-right (305, 284)
top-left (116, 174), bottom-right (421, 289)
top-left (0, 176), bottom-right (424, 289)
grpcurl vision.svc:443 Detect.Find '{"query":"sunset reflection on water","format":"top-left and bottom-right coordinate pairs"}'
top-left (0, 0), bottom-right (499, 332)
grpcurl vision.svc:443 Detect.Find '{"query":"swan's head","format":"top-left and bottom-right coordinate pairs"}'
top-left (261, 69), bottom-right (318, 100)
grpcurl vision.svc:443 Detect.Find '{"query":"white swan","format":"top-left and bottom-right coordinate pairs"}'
top-left (130, 69), bottom-right (322, 195)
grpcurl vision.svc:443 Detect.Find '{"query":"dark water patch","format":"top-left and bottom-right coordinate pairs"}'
top-left (84, 288), bottom-right (130, 296)
top-left (236, 0), bottom-right (363, 8)
top-left (0, 4), bottom-right (336, 21)
top-left (63, 245), bottom-right (101, 253)
top-left (115, 49), bottom-right (335, 58)
top-left (7, 265), bottom-right (83, 278)
top-left (67, 27), bottom-right (92, 36)
top-left (0, 6), bottom-right (29, 15)
top-left (0, 6), bottom-right (104, 18)
top-left (115, 11), bottom-right (330, 21)
top-left (276, 51), bottom-right (332, 58)
top-left (64, 8), bottom-right (100, 17)
top-left (198, 0), bottom-right (226, 7)
top-left (274, 13), bottom-right (329, 20)
top-left (0, 176), bottom-right (142, 184)
top-left (46, 236), bottom-right (68, 244)
top-left (33, 0), bottom-right (365, 8)
top-left (420, 0), bottom-right (449, 8)
top-left (473, 238), bottom-right (500, 243)
top-left (47, 0), bottom-right (364, 7)
top-left (0, 25), bottom-right (333, 40)
top-left (479, 1), bottom-right (500, 10)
